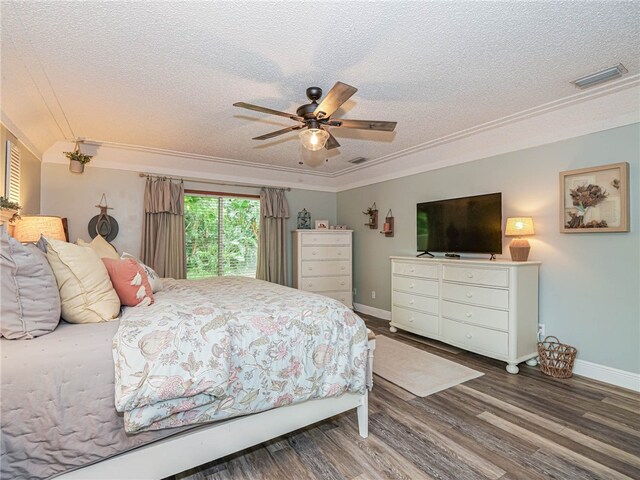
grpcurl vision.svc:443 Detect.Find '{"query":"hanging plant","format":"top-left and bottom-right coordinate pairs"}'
top-left (65, 142), bottom-right (93, 173)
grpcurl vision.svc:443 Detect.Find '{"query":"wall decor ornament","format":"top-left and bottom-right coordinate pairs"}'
top-left (88, 194), bottom-right (119, 241)
top-left (314, 219), bottom-right (329, 230)
top-left (297, 208), bottom-right (311, 229)
top-left (559, 162), bottom-right (629, 233)
top-left (363, 202), bottom-right (378, 229)
top-left (64, 141), bottom-right (93, 174)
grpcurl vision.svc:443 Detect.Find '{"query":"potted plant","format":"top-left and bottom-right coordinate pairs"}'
top-left (64, 144), bottom-right (93, 173)
top-left (0, 196), bottom-right (21, 224)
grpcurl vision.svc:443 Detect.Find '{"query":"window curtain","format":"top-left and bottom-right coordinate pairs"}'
top-left (256, 188), bottom-right (289, 285)
top-left (140, 177), bottom-right (186, 279)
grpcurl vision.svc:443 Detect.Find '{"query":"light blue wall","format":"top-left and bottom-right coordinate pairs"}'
top-left (337, 124), bottom-right (640, 373)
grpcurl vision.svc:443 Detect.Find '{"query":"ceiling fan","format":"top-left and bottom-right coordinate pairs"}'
top-left (233, 82), bottom-right (397, 151)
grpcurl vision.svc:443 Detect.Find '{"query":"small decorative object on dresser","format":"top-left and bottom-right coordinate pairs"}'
top-left (314, 219), bottom-right (329, 230)
top-left (292, 229), bottom-right (353, 308)
top-left (505, 217), bottom-right (535, 261)
top-left (389, 256), bottom-right (540, 374)
top-left (297, 208), bottom-right (311, 229)
top-left (560, 162), bottom-right (629, 233)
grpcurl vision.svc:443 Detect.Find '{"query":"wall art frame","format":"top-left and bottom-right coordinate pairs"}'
top-left (559, 162), bottom-right (629, 233)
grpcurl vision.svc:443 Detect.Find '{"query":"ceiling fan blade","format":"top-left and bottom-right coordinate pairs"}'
top-left (233, 102), bottom-right (303, 122)
top-left (325, 131), bottom-right (340, 150)
top-left (330, 119), bottom-right (397, 132)
top-left (314, 82), bottom-right (358, 119)
top-left (252, 125), bottom-right (303, 140)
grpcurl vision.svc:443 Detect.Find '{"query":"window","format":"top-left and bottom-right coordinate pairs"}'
top-left (184, 191), bottom-right (260, 279)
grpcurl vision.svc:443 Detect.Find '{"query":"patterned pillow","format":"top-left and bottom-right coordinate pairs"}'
top-left (102, 258), bottom-right (154, 307)
top-left (121, 252), bottom-right (163, 293)
top-left (0, 232), bottom-right (61, 339)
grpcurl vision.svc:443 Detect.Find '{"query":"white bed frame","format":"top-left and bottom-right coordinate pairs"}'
top-left (59, 337), bottom-right (375, 480)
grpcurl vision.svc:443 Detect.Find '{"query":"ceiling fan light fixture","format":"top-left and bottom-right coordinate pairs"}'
top-left (299, 128), bottom-right (329, 151)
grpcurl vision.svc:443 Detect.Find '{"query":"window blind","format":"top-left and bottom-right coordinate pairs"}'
top-left (5, 140), bottom-right (21, 204)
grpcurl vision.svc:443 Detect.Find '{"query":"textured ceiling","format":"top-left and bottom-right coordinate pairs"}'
top-left (2, 1), bottom-right (639, 174)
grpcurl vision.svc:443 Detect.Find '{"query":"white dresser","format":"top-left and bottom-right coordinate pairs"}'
top-left (390, 256), bottom-right (540, 373)
top-left (292, 230), bottom-right (353, 308)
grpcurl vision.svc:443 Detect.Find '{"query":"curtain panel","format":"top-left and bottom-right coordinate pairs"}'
top-left (140, 177), bottom-right (186, 279)
top-left (256, 188), bottom-right (289, 285)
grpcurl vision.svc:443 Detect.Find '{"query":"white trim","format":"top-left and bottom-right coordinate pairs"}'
top-left (57, 392), bottom-right (368, 480)
top-left (354, 302), bottom-right (391, 321)
top-left (573, 359), bottom-right (640, 393)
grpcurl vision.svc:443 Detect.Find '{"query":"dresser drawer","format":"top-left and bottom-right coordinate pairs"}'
top-left (301, 260), bottom-right (350, 277)
top-left (392, 306), bottom-right (439, 336)
top-left (322, 291), bottom-right (353, 307)
top-left (301, 233), bottom-right (351, 246)
top-left (442, 300), bottom-right (509, 331)
top-left (442, 282), bottom-right (508, 309)
top-left (443, 265), bottom-right (509, 287)
top-left (392, 275), bottom-right (439, 297)
top-left (300, 275), bottom-right (350, 292)
top-left (441, 318), bottom-right (508, 357)
top-left (393, 291), bottom-right (439, 315)
top-left (301, 246), bottom-right (351, 260)
top-left (392, 261), bottom-right (438, 279)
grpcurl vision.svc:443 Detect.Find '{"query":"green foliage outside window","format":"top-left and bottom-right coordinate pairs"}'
top-left (184, 194), bottom-right (260, 279)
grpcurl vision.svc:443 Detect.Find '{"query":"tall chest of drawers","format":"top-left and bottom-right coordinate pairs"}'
top-left (390, 256), bottom-right (540, 373)
top-left (292, 230), bottom-right (353, 308)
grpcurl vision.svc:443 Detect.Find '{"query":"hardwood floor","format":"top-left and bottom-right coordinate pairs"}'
top-left (171, 315), bottom-right (640, 480)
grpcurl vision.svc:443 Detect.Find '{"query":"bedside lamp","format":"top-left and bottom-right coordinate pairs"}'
top-left (12, 216), bottom-right (67, 243)
top-left (505, 217), bottom-right (535, 261)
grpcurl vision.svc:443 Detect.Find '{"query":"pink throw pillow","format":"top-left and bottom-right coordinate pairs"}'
top-left (102, 258), bottom-right (154, 307)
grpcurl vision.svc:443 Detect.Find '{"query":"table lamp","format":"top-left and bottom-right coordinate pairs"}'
top-left (12, 216), bottom-right (67, 243)
top-left (505, 217), bottom-right (535, 261)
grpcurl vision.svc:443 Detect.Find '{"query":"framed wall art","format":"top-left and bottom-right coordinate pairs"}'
top-left (559, 162), bottom-right (629, 233)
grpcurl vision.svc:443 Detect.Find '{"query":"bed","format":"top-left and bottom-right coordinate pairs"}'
top-left (1, 276), bottom-right (374, 480)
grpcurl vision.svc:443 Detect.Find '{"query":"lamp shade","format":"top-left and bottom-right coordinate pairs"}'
top-left (505, 217), bottom-right (535, 237)
top-left (298, 128), bottom-right (329, 151)
top-left (12, 216), bottom-right (66, 243)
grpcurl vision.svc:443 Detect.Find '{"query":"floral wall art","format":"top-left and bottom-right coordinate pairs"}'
top-left (559, 162), bottom-right (629, 233)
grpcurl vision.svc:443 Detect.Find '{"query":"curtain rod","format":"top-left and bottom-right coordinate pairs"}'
top-left (138, 173), bottom-right (291, 191)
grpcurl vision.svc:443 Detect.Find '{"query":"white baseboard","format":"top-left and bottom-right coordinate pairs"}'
top-left (353, 303), bottom-right (391, 321)
top-left (573, 359), bottom-right (640, 393)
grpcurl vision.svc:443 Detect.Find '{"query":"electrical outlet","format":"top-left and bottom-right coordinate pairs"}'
top-left (538, 324), bottom-right (545, 338)
top-left (371, 291), bottom-right (376, 299)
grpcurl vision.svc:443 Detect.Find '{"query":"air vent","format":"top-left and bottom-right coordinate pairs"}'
top-left (348, 157), bottom-right (368, 165)
top-left (571, 63), bottom-right (628, 89)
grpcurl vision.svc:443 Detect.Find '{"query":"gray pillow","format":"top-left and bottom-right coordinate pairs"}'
top-left (0, 232), bottom-right (61, 339)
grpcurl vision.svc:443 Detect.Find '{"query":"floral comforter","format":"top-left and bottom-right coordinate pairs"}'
top-left (113, 277), bottom-right (369, 433)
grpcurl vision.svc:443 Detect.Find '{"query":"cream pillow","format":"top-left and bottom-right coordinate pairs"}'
top-left (77, 235), bottom-right (120, 260)
top-left (46, 238), bottom-right (121, 324)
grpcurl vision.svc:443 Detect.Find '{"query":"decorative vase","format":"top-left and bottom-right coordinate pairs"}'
top-left (69, 159), bottom-right (85, 173)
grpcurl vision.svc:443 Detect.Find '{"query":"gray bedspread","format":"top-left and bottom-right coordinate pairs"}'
top-left (0, 321), bottom-right (178, 479)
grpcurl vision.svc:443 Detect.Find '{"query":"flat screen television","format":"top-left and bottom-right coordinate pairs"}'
top-left (417, 193), bottom-right (502, 256)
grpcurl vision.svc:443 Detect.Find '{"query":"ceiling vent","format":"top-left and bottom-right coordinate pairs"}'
top-left (348, 157), bottom-right (368, 164)
top-left (571, 63), bottom-right (628, 89)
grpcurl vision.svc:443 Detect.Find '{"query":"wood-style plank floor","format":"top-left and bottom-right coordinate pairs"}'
top-left (170, 315), bottom-right (640, 480)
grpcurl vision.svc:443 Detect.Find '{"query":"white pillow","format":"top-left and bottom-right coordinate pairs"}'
top-left (46, 238), bottom-right (120, 324)
top-left (121, 252), bottom-right (163, 293)
top-left (77, 235), bottom-right (120, 260)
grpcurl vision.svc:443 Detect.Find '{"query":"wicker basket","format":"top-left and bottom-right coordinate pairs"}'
top-left (537, 336), bottom-right (577, 378)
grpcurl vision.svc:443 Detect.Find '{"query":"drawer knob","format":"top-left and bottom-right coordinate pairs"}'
top-left (466, 292), bottom-right (473, 298)
top-left (467, 272), bottom-right (474, 278)
top-left (409, 317), bottom-right (414, 323)
top-left (308, 267), bottom-right (313, 271)
top-left (465, 312), bottom-right (473, 318)
top-left (341, 266), bottom-right (345, 270)
top-left (409, 299), bottom-right (414, 304)
top-left (307, 283), bottom-right (313, 288)
top-left (340, 281), bottom-right (345, 286)
top-left (409, 283), bottom-right (415, 289)
top-left (409, 267), bottom-right (415, 272)
top-left (337, 252), bottom-right (342, 256)
top-left (466, 333), bottom-right (472, 339)
top-left (312, 251), bottom-right (317, 255)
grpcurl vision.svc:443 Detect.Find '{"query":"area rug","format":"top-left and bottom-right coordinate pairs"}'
top-left (373, 335), bottom-right (483, 397)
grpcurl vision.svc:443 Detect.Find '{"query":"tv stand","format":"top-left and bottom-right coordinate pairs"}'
top-left (445, 253), bottom-right (460, 258)
top-left (416, 251), bottom-right (434, 258)
top-left (389, 256), bottom-right (540, 374)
